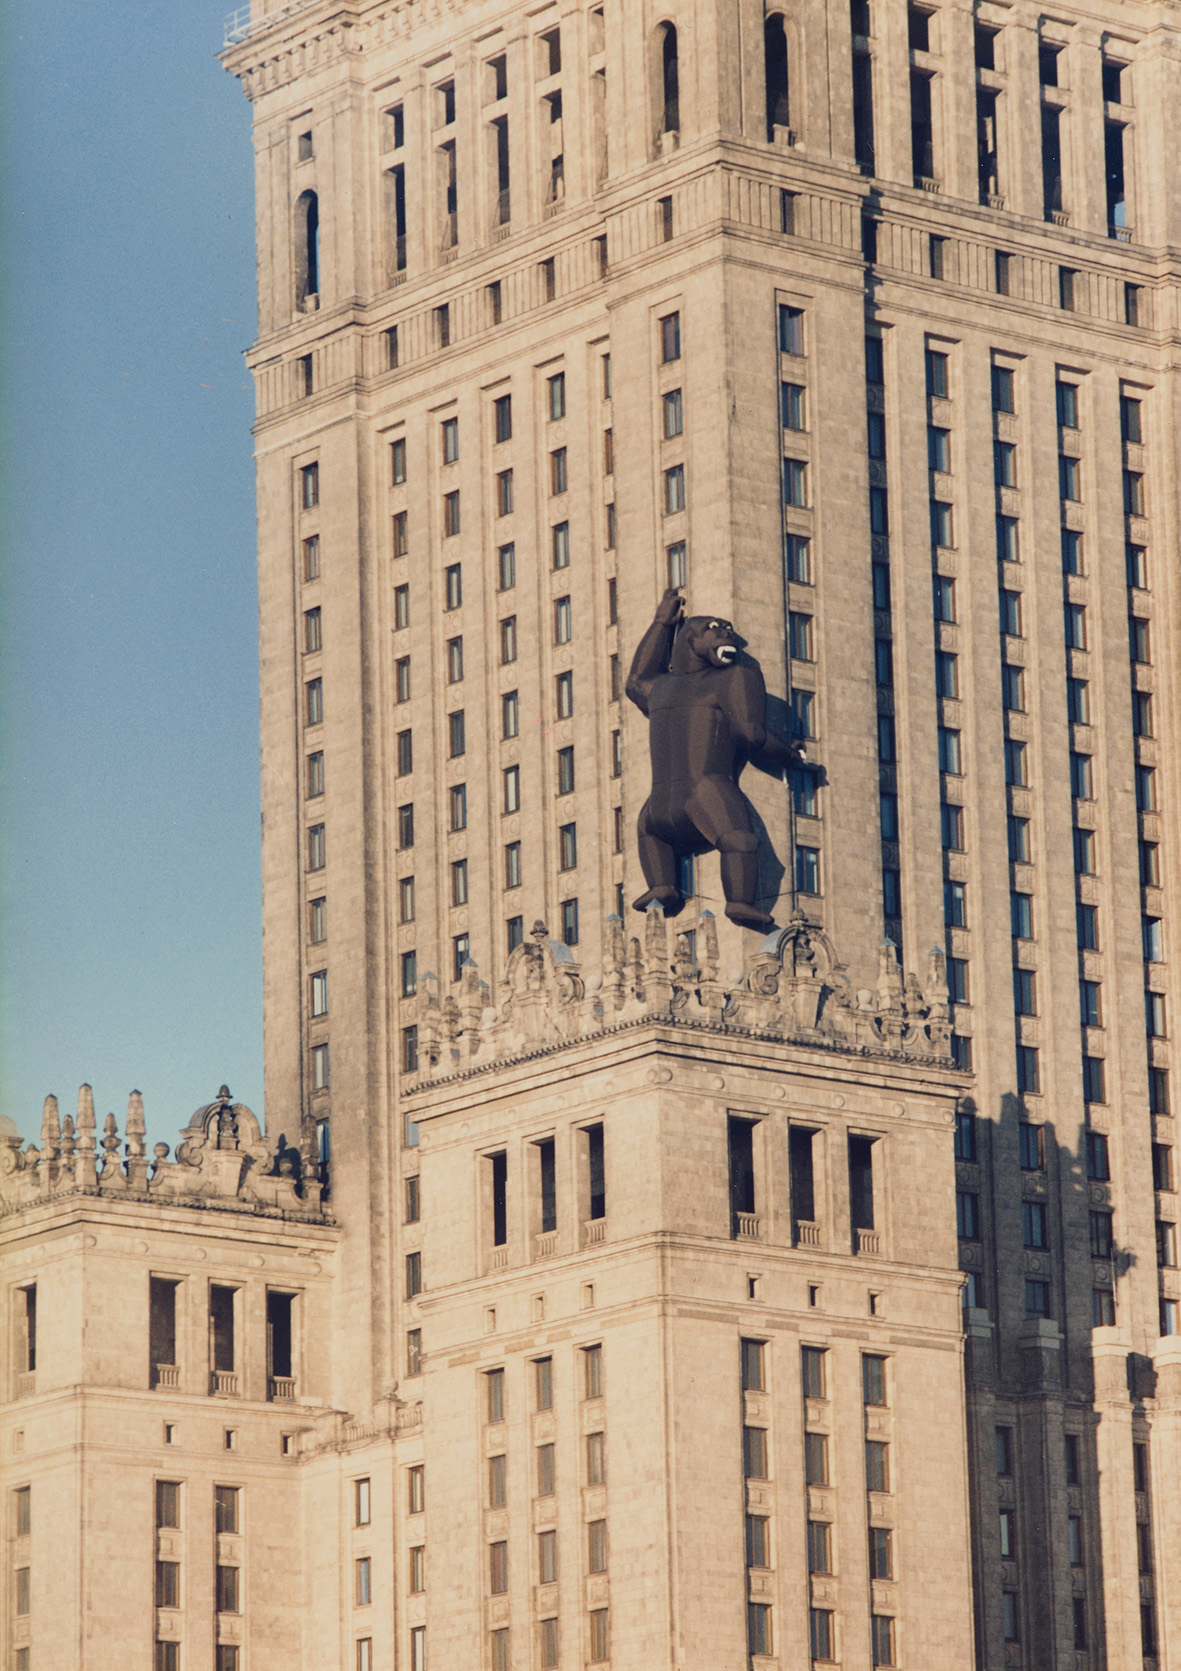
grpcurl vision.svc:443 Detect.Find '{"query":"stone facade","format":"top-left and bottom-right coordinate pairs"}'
top-left (4, 0), bottom-right (1181, 1665)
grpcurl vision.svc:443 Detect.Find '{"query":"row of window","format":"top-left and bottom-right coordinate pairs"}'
top-left (743, 1341), bottom-right (897, 1662)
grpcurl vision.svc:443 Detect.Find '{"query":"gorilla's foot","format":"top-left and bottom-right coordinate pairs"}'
top-left (632, 886), bottom-right (687, 917)
top-left (724, 901), bottom-right (777, 932)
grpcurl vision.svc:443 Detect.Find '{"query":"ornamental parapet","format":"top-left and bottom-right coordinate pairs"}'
top-left (0, 1083), bottom-right (327, 1221)
top-left (407, 907), bottom-right (958, 1091)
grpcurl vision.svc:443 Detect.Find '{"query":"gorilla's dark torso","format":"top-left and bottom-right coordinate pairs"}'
top-left (644, 665), bottom-right (760, 848)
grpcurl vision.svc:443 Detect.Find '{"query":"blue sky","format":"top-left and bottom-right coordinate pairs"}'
top-left (0, 3), bottom-right (263, 1143)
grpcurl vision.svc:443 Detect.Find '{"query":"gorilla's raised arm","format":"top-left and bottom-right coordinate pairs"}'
top-left (625, 588), bottom-right (683, 715)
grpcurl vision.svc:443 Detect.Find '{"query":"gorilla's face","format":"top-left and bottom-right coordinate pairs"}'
top-left (690, 617), bottom-right (740, 667)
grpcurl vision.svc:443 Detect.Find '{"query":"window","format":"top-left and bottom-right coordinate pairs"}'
top-left (560, 899), bottom-right (578, 946)
top-left (310, 969), bottom-right (328, 1017)
top-left (550, 522), bottom-right (570, 570)
top-left (489, 1540), bottom-right (508, 1594)
top-left (1016, 1044), bottom-right (1040, 1094)
top-left (869, 487), bottom-right (889, 535)
top-left (586, 1430), bottom-right (606, 1486)
top-left (1001, 664), bottom-right (1024, 713)
top-left (872, 563), bottom-right (890, 609)
top-left (956, 1191), bottom-right (979, 1240)
top-left (558, 823), bottom-right (577, 871)
top-left (1136, 765), bottom-right (1157, 812)
top-left (1067, 677), bottom-right (1089, 724)
top-left (938, 727), bottom-right (962, 775)
top-left (747, 1603), bottom-right (773, 1658)
top-left (1004, 740), bottom-right (1027, 788)
top-left (589, 1608), bottom-right (609, 1664)
top-left (450, 858), bottom-right (469, 908)
top-left (398, 875), bottom-right (415, 923)
top-left (584, 1342), bottom-right (603, 1399)
top-left (156, 1559), bottom-right (181, 1608)
top-left (1024, 1280), bottom-right (1051, 1318)
top-left (933, 573), bottom-right (956, 623)
top-left (865, 1440), bottom-right (889, 1492)
top-left (994, 440), bottom-right (1017, 487)
top-left (992, 364), bottom-right (1015, 413)
top-left (554, 597), bottom-right (572, 645)
top-left (872, 1615), bottom-right (896, 1668)
top-left (925, 349), bottom-right (949, 398)
top-left (505, 841), bottom-right (522, 889)
top-left (743, 1425), bottom-right (769, 1480)
top-left (781, 382), bottom-right (805, 432)
top-left (867, 411), bottom-right (886, 459)
top-left (392, 584), bottom-right (410, 632)
top-left (928, 426), bottom-right (951, 472)
top-left (664, 463), bottom-right (686, 514)
top-left (953, 1106), bottom-right (976, 1161)
top-left (667, 540), bottom-right (688, 587)
top-left (494, 544), bottom-right (516, 595)
top-left (941, 802), bottom-right (964, 852)
top-left (734, 1338), bottom-right (765, 1395)
top-left (810, 1608), bottom-right (834, 1662)
top-left (799, 1343), bottom-right (826, 1399)
top-left (793, 690), bottom-right (816, 740)
top-left (503, 765), bottom-right (520, 814)
top-left (747, 1514), bottom-right (772, 1570)
top-left (448, 710), bottom-right (466, 758)
top-left (793, 768), bottom-right (819, 819)
top-left (661, 387), bottom-right (686, 440)
top-left (789, 612), bottom-right (814, 662)
top-left (1010, 893), bottom-right (1033, 941)
top-left (930, 500), bottom-right (953, 548)
top-left (556, 746), bottom-right (575, 794)
top-left (395, 656), bottom-right (411, 704)
top-left (1147, 991), bottom-right (1168, 1039)
top-left (400, 951), bottom-right (417, 998)
top-left (1070, 751), bottom-right (1093, 800)
top-left (495, 469), bottom-right (514, 518)
top-left (218, 1564), bottom-right (241, 1613)
top-left (547, 371), bottom-right (566, 421)
top-left (862, 1354), bottom-right (887, 1406)
top-left (392, 511), bottom-right (408, 557)
top-left (795, 844), bottom-right (820, 896)
top-left (1019, 1122), bottom-right (1044, 1173)
top-left (804, 1430), bottom-right (828, 1486)
top-left (449, 783), bottom-right (467, 831)
top-left (404, 1176), bottom-right (420, 1225)
top-left (1073, 827), bottom-right (1096, 875)
top-left (300, 462), bottom-right (320, 509)
top-left (1079, 979), bottom-right (1101, 1027)
top-left (537, 1529), bottom-right (558, 1585)
top-left (549, 448), bottom-right (568, 496)
top-left (1022, 1201), bottom-right (1048, 1249)
top-left (453, 933), bottom-right (470, 979)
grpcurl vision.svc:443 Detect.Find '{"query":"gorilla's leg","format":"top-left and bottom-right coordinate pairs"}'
top-left (632, 800), bottom-right (687, 916)
top-left (686, 777), bottom-right (778, 931)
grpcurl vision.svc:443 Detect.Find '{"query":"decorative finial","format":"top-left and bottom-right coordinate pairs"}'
top-left (76, 1084), bottom-right (96, 1153)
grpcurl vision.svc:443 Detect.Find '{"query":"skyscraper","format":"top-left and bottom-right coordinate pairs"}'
top-left (223, 0), bottom-right (1179, 1663)
top-left (3, 2), bottom-right (1178, 1668)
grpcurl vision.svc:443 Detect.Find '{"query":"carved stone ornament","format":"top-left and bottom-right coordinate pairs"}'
top-left (407, 906), bottom-right (955, 1085)
top-left (1, 1084), bottom-right (324, 1220)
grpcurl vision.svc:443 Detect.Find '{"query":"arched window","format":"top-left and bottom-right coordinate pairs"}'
top-left (295, 189), bottom-right (320, 307)
top-left (660, 23), bottom-right (680, 135)
top-left (764, 15), bottom-right (791, 139)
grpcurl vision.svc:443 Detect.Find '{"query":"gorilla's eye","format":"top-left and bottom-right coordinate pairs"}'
top-left (707, 620), bottom-right (719, 630)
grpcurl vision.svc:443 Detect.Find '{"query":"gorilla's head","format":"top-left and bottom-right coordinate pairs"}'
top-left (670, 615), bottom-right (743, 674)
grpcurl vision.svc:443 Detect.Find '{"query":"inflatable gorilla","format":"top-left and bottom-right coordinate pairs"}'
top-left (626, 589), bottom-right (802, 931)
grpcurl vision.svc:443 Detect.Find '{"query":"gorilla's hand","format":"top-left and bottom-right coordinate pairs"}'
top-left (654, 587), bottom-right (684, 627)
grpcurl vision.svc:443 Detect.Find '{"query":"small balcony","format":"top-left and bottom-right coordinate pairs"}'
top-left (795, 1220), bottom-right (822, 1248)
top-left (856, 1228), bottom-right (882, 1256)
top-left (735, 1212), bottom-right (762, 1240)
top-left (534, 1230), bottom-right (560, 1260)
top-left (210, 1370), bottom-right (240, 1397)
top-left (268, 1376), bottom-right (297, 1402)
top-left (153, 1364), bottom-right (181, 1391)
top-left (583, 1219), bottom-right (606, 1247)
